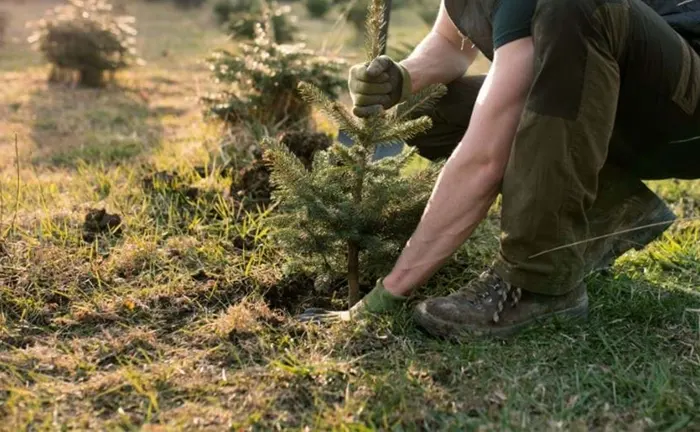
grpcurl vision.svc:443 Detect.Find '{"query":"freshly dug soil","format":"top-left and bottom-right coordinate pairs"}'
top-left (261, 273), bottom-right (334, 313)
top-left (260, 273), bottom-right (373, 314)
top-left (229, 156), bottom-right (272, 205)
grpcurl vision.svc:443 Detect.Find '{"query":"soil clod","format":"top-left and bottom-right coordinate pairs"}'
top-left (83, 208), bottom-right (123, 242)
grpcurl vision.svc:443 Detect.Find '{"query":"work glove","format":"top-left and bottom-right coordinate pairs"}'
top-left (348, 55), bottom-right (413, 118)
top-left (297, 278), bottom-right (409, 323)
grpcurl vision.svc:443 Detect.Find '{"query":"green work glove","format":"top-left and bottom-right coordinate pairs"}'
top-left (297, 278), bottom-right (409, 323)
top-left (348, 55), bottom-right (412, 118)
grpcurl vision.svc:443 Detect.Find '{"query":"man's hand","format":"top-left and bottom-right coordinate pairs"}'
top-left (348, 55), bottom-right (413, 118)
top-left (297, 278), bottom-right (409, 323)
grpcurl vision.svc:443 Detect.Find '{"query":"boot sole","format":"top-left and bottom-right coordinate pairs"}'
top-left (593, 200), bottom-right (676, 272)
top-left (413, 292), bottom-right (589, 340)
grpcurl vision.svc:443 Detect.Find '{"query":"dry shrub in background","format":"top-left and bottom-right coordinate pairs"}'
top-left (27, 0), bottom-right (141, 87)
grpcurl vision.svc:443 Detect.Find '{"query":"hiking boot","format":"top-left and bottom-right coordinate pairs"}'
top-left (413, 269), bottom-right (588, 338)
top-left (587, 189), bottom-right (676, 274)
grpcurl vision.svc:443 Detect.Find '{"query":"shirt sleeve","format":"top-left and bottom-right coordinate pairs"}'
top-left (492, 0), bottom-right (536, 50)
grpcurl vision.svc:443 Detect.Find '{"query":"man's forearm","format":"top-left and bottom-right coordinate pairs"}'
top-left (381, 150), bottom-right (503, 296)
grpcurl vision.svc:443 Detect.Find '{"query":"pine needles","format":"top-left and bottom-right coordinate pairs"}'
top-left (364, 0), bottom-right (386, 62)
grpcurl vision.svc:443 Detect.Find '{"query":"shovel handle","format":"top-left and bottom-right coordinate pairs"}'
top-left (380, 0), bottom-right (392, 55)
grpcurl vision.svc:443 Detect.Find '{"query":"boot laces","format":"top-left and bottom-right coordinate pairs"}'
top-left (471, 269), bottom-right (523, 323)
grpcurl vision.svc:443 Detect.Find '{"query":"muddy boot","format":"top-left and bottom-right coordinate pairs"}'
top-left (413, 269), bottom-right (588, 338)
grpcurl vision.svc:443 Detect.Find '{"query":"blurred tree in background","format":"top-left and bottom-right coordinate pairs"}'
top-left (214, 0), bottom-right (258, 23)
top-left (214, 0), bottom-right (299, 43)
top-left (144, 0), bottom-right (207, 9)
top-left (202, 10), bottom-right (346, 133)
top-left (305, 0), bottom-right (333, 18)
top-left (27, 0), bottom-right (140, 87)
top-left (226, 2), bottom-right (299, 42)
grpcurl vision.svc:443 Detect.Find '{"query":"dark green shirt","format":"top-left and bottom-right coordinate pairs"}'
top-left (492, 0), bottom-right (537, 50)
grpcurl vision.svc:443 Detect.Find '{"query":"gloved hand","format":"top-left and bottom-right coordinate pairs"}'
top-left (297, 278), bottom-right (409, 323)
top-left (348, 55), bottom-right (413, 118)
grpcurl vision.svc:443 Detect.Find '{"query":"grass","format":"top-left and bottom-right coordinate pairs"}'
top-left (1, 0), bottom-right (699, 430)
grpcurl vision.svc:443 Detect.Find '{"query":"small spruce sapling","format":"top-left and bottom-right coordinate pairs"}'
top-left (263, 0), bottom-right (447, 307)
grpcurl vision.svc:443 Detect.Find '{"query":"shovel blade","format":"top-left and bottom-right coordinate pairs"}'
top-left (337, 129), bottom-right (405, 161)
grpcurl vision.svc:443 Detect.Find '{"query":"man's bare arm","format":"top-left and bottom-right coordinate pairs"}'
top-left (399, 1), bottom-right (480, 91)
top-left (383, 37), bottom-right (536, 296)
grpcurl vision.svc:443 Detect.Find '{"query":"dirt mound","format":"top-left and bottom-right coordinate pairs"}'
top-left (229, 156), bottom-right (272, 205)
top-left (278, 130), bottom-right (332, 170)
top-left (229, 131), bottom-right (333, 207)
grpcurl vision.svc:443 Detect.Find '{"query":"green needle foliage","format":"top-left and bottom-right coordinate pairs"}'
top-left (263, 0), bottom-right (447, 306)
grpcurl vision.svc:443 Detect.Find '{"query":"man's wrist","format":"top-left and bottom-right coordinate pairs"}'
top-left (398, 59), bottom-right (420, 95)
top-left (350, 278), bottom-right (409, 318)
top-left (396, 62), bottom-right (413, 103)
top-left (382, 274), bottom-right (406, 296)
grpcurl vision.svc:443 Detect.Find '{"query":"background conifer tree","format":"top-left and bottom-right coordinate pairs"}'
top-left (263, 0), bottom-right (447, 307)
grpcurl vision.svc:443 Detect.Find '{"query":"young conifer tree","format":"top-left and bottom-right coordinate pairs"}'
top-left (263, 0), bottom-right (447, 307)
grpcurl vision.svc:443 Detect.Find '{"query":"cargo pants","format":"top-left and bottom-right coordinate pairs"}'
top-left (408, 0), bottom-right (700, 295)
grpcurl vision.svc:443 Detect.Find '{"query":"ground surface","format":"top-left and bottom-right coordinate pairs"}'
top-left (0, 1), bottom-right (699, 430)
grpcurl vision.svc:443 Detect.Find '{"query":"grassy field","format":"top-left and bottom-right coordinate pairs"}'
top-left (1, 1), bottom-right (699, 430)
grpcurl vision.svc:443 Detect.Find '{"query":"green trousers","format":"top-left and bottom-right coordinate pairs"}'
top-left (408, 0), bottom-right (700, 295)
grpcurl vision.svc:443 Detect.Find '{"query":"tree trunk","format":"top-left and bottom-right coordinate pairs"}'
top-left (347, 240), bottom-right (360, 306)
top-left (79, 67), bottom-right (105, 88)
top-left (347, 151), bottom-right (365, 307)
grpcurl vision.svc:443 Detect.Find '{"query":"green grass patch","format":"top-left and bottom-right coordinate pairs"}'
top-left (45, 137), bottom-right (145, 167)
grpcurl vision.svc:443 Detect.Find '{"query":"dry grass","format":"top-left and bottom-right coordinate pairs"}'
top-left (0, 0), bottom-right (699, 430)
